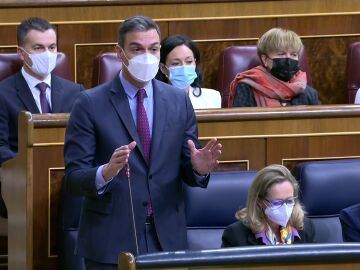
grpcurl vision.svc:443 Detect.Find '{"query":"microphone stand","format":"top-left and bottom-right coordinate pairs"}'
top-left (126, 163), bottom-right (139, 255)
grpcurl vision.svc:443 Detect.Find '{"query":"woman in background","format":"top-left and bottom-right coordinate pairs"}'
top-left (229, 28), bottom-right (320, 107)
top-left (222, 164), bottom-right (315, 247)
top-left (156, 35), bottom-right (221, 109)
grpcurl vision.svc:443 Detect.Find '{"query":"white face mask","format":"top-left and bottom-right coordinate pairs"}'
top-left (23, 50), bottom-right (57, 78)
top-left (265, 204), bottom-right (294, 227)
top-left (123, 51), bottom-right (159, 83)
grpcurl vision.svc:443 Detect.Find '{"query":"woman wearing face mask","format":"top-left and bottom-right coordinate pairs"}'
top-left (156, 35), bottom-right (221, 109)
top-left (229, 28), bottom-right (320, 107)
top-left (222, 164), bottom-right (315, 247)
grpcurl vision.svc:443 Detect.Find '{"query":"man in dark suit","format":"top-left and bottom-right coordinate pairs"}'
top-left (340, 203), bottom-right (360, 242)
top-left (64, 15), bottom-right (222, 269)
top-left (0, 17), bottom-right (84, 216)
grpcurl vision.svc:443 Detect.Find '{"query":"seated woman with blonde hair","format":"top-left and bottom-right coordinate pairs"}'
top-left (229, 28), bottom-right (320, 107)
top-left (222, 164), bottom-right (315, 247)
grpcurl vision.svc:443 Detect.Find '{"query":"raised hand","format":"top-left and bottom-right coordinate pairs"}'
top-left (188, 138), bottom-right (222, 176)
top-left (102, 141), bottom-right (136, 181)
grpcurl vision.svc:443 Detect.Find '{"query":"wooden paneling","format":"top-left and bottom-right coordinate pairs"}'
top-left (168, 18), bottom-right (276, 40)
top-left (0, 2), bottom-right (358, 102)
top-left (32, 146), bottom-right (64, 270)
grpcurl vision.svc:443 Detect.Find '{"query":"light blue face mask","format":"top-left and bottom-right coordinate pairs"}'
top-left (168, 65), bottom-right (197, 89)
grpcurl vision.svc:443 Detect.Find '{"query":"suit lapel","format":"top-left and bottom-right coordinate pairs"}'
top-left (15, 72), bottom-right (40, 113)
top-left (149, 80), bottom-right (167, 169)
top-left (109, 76), bottom-right (143, 157)
top-left (50, 75), bottom-right (64, 113)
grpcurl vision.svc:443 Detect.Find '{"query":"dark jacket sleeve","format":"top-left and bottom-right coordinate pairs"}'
top-left (340, 204), bottom-right (360, 242)
top-left (304, 85), bottom-right (321, 105)
top-left (232, 83), bottom-right (257, 107)
top-left (222, 221), bottom-right (254, 247)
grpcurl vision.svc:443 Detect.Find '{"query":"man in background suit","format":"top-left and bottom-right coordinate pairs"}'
top-left (0, 17), bottom-right (84, 217)
top-left (64, 15), bottom-right (222, 269)
top-left (340, 203), bottom-right (360, 242)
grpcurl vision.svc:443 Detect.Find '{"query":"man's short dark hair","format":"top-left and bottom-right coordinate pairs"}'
top-left (17, 17), bottom-right (56, 46)
top-left (118, 15), bottom-right (161, 48)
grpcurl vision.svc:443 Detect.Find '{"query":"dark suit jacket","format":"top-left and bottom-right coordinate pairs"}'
top-left (340, 203), bottom-right (360, 242)
top-left (222, 217), bottom-right (316, 247)
top-left (64, 76), bottom-right (209, 264)
top-left (0, 71), bottom-right (84, 165)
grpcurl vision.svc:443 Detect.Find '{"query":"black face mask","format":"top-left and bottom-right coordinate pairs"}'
top-left (270, 58), bottom-right (300, 82)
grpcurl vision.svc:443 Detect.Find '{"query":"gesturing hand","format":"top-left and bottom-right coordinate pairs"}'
top-left (188, 138), bottom-right (222, 176)
top-left (102, 141), bottom-right (136, 181)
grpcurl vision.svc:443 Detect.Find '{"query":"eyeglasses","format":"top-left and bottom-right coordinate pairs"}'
top-left (264, 196), bottom-right (297, 210)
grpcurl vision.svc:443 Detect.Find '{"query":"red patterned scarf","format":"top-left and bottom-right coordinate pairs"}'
top-left (229, 65), bottom-right (307, 107)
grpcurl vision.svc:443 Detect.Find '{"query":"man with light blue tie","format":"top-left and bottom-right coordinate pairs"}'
top-left (64, 15), bottom-right (222, 269)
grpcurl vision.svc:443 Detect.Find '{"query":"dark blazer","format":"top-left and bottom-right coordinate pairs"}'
top-left (222, 217), bottom-right (316, 247)
top-left (64, 76), bottom-right (209, 264)
top-left (340, 203), bottom-right (360, 242)
top-left (0, 71), bottom-right (84, 165)
top-left (233, 83), bottom-right (320, 107)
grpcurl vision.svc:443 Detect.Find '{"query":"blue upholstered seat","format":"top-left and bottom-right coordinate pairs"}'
top-left (183, 170), bottom-right (257, 250)
top-left (294, 159), bottom-right (360, 243)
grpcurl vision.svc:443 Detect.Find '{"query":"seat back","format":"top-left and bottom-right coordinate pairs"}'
top-left (0, 52), bottom-right (71, 81)
top-left (346, 42), bottom-right (360, 103)
top-left (92, 52), bottom-right (122, 87)
top-left (217, 46), bottom-right (312, 107)
top-left (183, 170), bottom-right (257, 250)
top-left (293, 159), bottom-right (360, 243)
top-left (58, 178), bottom-right (85, 270)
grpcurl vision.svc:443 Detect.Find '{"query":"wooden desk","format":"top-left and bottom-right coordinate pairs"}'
top-left (2, 105), bottom-right (360, 269)
top-left (197, 105), bottom-right (360, 171)
top-left (118, 243), bottom-right (360, 270)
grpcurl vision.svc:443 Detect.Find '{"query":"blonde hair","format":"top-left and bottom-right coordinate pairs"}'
top-left (236, 164), bottom-right (305, 233)
top-left (257, 28), bottom-right (303, 65)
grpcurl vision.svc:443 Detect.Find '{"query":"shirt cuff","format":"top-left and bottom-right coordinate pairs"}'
top-left (95, 165), bottom-right (113, 194)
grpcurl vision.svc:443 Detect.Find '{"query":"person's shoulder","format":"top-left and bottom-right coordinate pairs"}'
top-left (340, 203), bottom-right (360, 221)
top-left (222, 220), bottom-right (253, 247)
top-left (304, 85), bottom-right (318, 93)
top-left (201, 88), bottom-right (221, 98)
top-left (0, 72), bottom-right (20, 99)
top-left (52, 75), bottom-right (83, 90)
top-left (0, 72), bottom-right (19, 88)
top-left (153, 79), bottom-right (185, 98)
top-left (224, 220), bottom-right (251, 233)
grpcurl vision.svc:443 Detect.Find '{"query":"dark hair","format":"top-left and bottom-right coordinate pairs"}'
top-left (17, 17), bottom-right (56, 47)
top-left (155, 35), bottom-right (204, 97)
top-left (118, 15), bottom-right (161, 48)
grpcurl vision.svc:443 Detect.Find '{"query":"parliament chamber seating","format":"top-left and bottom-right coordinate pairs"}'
top-left (58, 170), bottom-right (257, 269)
top-left (0, 52), bottom-right (72, 81)
top-left (92, 52), bottom-right (121, 87)
top-left (217, 46), bottom-right (313, 107)
top-left (59, 158), bottom-right (360, 269)
top-left (293, 158), bottom-right (360, 243)
top-left (183, 170), bottom-right (257, 250)
top-left (346, 41), bottom-right (360, 103)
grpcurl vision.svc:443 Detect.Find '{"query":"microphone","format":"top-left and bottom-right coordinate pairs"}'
top-left (126, 163), bottom-right (139, 255)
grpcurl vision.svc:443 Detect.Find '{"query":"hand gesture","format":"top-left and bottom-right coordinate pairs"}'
top-left (102, 141), bottom-right (136, 181)
top-left (188, 138), bottom-right (222, 176)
